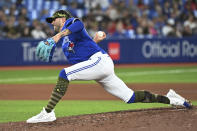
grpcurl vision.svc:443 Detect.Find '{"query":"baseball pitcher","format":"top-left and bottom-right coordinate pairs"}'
top-left (27, 10), bottom-right (192, 123)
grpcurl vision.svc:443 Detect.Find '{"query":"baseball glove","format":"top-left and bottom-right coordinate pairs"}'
top-left (36, 38), bottom-right (56, 62)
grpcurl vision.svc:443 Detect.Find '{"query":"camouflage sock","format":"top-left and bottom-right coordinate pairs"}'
top-left (134, 90), bottom-right (170, 104)
top-left (45, 77), bottom-right (69, 113)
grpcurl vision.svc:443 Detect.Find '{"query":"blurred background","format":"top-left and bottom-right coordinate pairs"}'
top-left (0, 0), bottom-right (197, 65)
top-left (0, 0), bottom-right (197, 39)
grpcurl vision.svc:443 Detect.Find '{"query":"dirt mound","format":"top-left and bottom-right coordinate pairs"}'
top-left (0, 107), bottom-right (196, 131)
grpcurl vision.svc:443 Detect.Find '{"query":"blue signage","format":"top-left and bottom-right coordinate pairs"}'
top-left (0, 37), bottom-right (197, 66)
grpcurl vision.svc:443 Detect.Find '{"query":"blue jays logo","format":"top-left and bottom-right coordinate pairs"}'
top-left (68, 42), bottom-right (75, 53)
top-left (62, 36), bottom-right (75, 53)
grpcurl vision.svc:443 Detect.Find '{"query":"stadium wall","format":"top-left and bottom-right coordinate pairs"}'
top-left (0, 37), bottom-right (197, 66)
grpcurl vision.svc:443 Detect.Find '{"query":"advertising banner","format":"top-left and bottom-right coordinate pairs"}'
top-left (101, 37), bottom-right (197, 64)
top-left (0, 39), bottom-right (67, 66)
top-left (0, 37), bottom-right (197, 66)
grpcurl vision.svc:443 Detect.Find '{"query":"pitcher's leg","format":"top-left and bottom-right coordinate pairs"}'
top-left (98, 73), bottom-right (170, 104)
top-left (26, 69), bottom-right (69, 123)
top-left (45, 69), bottom-right (69, 113)
top-left (134, 90), bottom-right (170, 104)
top-left (97, 73), bottom-right (134, 103)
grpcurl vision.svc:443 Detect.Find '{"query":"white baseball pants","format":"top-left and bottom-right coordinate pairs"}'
top-left (64, 52), bottom-right (134, 103)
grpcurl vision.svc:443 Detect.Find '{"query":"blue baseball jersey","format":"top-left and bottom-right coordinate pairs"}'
top-left (57, 18), bottom-right (106, 64)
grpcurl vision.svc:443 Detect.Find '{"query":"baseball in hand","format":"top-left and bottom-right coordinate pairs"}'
top-left (97, 31), bottom-right (104, 37)
top-left (94, 31), bottom-right (106, 43)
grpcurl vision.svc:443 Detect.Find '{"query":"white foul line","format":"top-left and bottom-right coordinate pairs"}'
top-left (0, 69), bottom-right (196, 83)
top-left (117, 69), bottom-right (197, 76)
top-left (0, 76), bottom-right (57, 82)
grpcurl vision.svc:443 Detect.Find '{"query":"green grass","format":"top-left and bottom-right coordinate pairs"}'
top-left (116, 66), bottom-right (197, 83)
top-left (1, 100), bottom-right (196, 123)
top-left (0, 65), bottom-right (197, 123)
top-left (0, 66), bottom-right (197, 84)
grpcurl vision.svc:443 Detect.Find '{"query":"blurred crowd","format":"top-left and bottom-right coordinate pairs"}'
top-left (0, 0), bottom-right (197, 39)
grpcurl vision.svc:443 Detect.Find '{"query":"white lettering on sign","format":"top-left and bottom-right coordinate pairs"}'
top-left (142, 41), bottom-right (180, 58)
top-left (182, 40), bottom-right (197, 57)
top-left (22, 42), bottom-right (37, 61)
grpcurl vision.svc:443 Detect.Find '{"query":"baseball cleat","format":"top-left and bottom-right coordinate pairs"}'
top-left (166, 89), bottom-right (192, 109)
top-left (26, 107), bottom-right (56, 123)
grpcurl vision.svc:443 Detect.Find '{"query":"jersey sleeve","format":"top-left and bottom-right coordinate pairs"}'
top-left (67, 18), bottom-right (84, 33)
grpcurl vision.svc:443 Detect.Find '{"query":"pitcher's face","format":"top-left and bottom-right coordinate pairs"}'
top-left (51, 18), bottom-right (65, 32)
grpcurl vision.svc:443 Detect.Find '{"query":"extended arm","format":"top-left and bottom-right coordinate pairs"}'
top-left (52, 29), bottom-right (71, 43)
top-left (52, 29), bottom-right (106, 44)
top-left (52, 18), bottom-right (106, 44)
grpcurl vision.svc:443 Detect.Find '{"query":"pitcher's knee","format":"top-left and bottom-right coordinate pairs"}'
top-left (59, 69), bottom-right (68, 80)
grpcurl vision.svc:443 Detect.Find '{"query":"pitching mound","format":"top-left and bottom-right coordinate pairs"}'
top-left (0, 107), bottom-right (196, 131)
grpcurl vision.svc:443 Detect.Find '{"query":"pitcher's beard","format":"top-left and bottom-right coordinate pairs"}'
top-left (54, 26), bottom-right (61, 33)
